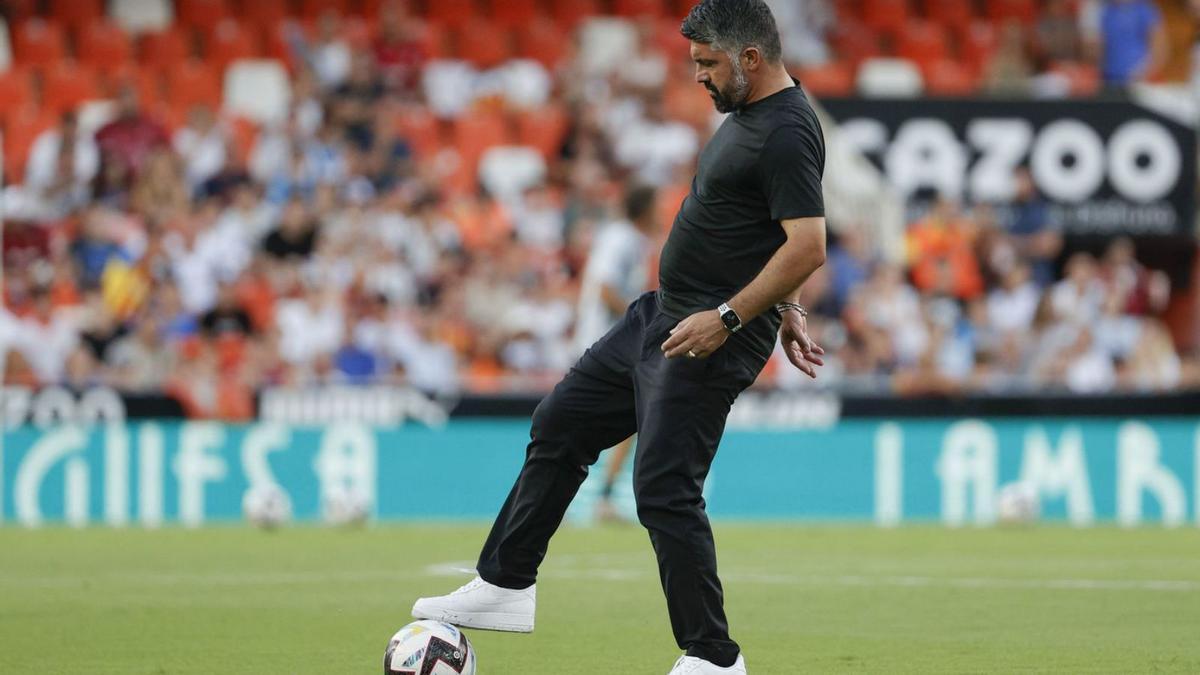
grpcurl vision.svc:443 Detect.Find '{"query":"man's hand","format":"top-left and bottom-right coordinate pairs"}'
top-left (779, 310), bottom-right (825, 378)
top-left (661, 310), bottom-right (729, 359)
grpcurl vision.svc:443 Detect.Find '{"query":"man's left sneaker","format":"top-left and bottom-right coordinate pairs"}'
top-left (667, 654), bottom-right (747, 674)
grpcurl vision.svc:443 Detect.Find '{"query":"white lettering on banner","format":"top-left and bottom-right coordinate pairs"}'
top-left (936, 420), bottom-right (997, 526)
top-left (874, 423), bottom-right (903, 527)
top-left (3, 386), bottom-right (126, 429)
top-left (78, 388), bottom-right (126, 426)
top-left (14, 426), bottom-right (87, 527)
top-left (967, 119), bottom-right (1033, 202)
top-left (30, 387), bottom-right (76, 428)
top-left (1030, 120), bottom-right (1106, 203)
top-left (1117, 422), bottom-right (1186, 527)
top-left (1019, 427), bottom-right (1094, 526)
top-left (172, 423), bottom-right (228, 528)
top-left (138, 424), bottom-right (164, 528)
top-left (65, 458), bottom-right (88, 528)
top-left (2, 387), bottom-right (32, 427)
top-left (104, 425), bottom-right (129, 527)
top-left (313, 424), bottom-right (377, 517)
top-left (242, 424), bottom-right (291, 493)
top-left (1108, 121), bottom-right (1180, 202)
top-left (885, 119), bottom-right (965, 199)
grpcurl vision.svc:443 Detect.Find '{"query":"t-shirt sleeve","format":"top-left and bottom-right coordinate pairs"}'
top-left (760, 120), bottom-right (825, 221)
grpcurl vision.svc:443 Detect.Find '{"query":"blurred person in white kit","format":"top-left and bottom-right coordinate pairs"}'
top-left (574, 184), bottom-right (659, 522)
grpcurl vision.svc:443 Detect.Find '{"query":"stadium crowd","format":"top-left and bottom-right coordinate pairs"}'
top-left (1, 0), bottom-right (1198, 417)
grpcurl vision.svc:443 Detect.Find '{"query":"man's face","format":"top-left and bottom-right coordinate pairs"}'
top-left (691, 42), bottom-right (750, 113)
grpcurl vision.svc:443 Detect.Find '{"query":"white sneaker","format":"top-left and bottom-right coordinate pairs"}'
top-left (667, 654), bottom-right (747, 674)
top-left (411, 576), bottom-right (536, 633)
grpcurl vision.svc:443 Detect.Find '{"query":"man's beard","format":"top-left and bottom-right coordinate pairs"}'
top-left (706, 60), bottom-right (751, 113)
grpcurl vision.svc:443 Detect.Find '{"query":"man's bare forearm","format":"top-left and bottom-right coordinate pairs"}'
top-left (727, 219), bottom-right (826, 322)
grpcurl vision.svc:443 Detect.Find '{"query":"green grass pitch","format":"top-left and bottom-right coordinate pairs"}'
top-left (2, 525), bottom-right (1199, 673)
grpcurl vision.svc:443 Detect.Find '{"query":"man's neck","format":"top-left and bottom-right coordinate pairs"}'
top-left (745, 66), bottom-right (795, 105)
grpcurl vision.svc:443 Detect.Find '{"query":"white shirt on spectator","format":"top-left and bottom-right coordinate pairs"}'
top-left (173, 125), bottom-right (227, 189)
top-left (275, 296), bottom-right (344, 364)
top-left (986, 281), bottom-right (1040, 334)
top-left (575, 219), bottom-right (648, 352)
top-left (25, 128), bottom-right (99, 192)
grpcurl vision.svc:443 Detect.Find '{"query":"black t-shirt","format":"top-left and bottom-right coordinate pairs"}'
top-left (657, 84), bottom-right (825, 358)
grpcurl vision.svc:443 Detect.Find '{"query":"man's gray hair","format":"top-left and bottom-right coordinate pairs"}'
top-left (680, 0), bottom-right (783, 63)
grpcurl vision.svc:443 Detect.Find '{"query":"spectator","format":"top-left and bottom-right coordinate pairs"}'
top-left (25, 111), bottom-right (99, 201)
top-left (1006, 168), bottom-right (1062, 287)
top-left (107, 315), bottom-right (176, 391)
top-left (374, 0), bottom-right (429, 98)
top-left (200, 284), bottom-right (256, 337)
top-left (905, 198), bottom-right (984, 301)
top-left (1033, 0), bottom-right (1086, 66)
top-left (94, 85), bottom-right (170, 178)
top-left (827, 224), bottom-right (876, 312)
top-left (173, 105), bottom-right (229, 191)
top-left (1082, 0), bottom-right (1168, 85)
top-left (985, 21), bottom-right (1035, 95)
top-left (262, 198), bottom-right (319, 260)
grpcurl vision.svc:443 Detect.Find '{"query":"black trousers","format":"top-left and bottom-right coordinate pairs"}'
top-left (477, 291), bottom-right (769, 666)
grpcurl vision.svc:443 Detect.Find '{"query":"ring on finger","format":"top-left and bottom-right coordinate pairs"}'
top-left (687, 349), bottom-right (698, 358)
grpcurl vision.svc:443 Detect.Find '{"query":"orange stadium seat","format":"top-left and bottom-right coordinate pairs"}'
top-left (78, 22), bottom-right (134, 67)
top-left (654, 17), bottom-right (689, 54)
top-left (299, 0), bottom-right (351, 19)
top-left (13, 19), bottom-right (66, 68)
top-left (341, 16), bottom-right (377, 49)
top-left (1, 0), bottom-right (39, 23)
top-left (923, 0), bottom-right (975, 31)
top-left (48, 0), bottom-right (104, 31)
top-left (614, 0), bottom-right (665, 18)
top-left (140, 27), bottom-right (193, 67)
top-left (896, 19), bottom-right (948, 68)
top-left (490, 0), bottom-right (540, 27)
top-left (241, 0), bottom-right (292, 29)
top-left (862, 0), bottom-right (910, 37)
top-left (42, 62), bottom-right (101, 115)
top-left (516, 104), bottom-right (568, 159)
top-left (456, 19), bottom-right (512, 68)
top-left (960, 21), bottom-right (998, 74)
top-left (164, 60), bottom-right (223, 110)
top-left (0, 68), bottom-right (34, 110)
top-left (3, 107), bottom-right (56, 182)
top-left (798, 62), bottom-right (856, 97)
top-left (394, 105), bottom-right (442, 157)
top-left (922, 58), bottom-right (978, 95)
top-left (517, 17), bottom-right (569, 68)
top-left (205, 19), bottom-right (260, 70)
top-left (672, 0), bottom-right (696, 20)
top-left (454, 110), bottom-right (512, 166)
top-left (551, 0), bottom-right (600, 29)
top-left (987, 0), bottom-right (1037, 26)
top-left (177, 0), bottom-right (230, 32)
top-left (830, 22), bottom-right (883, 67)
top-left (1050, 61), bottom-right (1100, 96)
top-left (426, 0), bottom-right (477, 28)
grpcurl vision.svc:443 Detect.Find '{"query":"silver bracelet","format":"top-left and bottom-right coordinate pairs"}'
top-left (775, 302), bottom-right (808, 317)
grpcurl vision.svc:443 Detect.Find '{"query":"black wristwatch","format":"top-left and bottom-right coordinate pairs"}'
top-left (717, 302), bottom-right (742, 334)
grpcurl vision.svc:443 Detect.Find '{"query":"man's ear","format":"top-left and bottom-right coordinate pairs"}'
top-left (742, 47), bottom-right (762, 71)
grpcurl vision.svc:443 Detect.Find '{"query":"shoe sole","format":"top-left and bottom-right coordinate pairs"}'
top-left (411, 605), bottom-right (534, 633)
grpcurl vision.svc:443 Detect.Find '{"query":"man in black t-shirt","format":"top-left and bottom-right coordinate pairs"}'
top-left (411, 2), bottom-right (827, 673)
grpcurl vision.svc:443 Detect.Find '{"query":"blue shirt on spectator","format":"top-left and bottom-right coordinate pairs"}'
top-left (1100, 0), bottom-right (1162, 84)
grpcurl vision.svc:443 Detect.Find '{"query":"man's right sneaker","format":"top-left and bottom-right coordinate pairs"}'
top-left (411, 576), bottom-right (536, 633)
top-left (667, 654), bottom-right (747, 674)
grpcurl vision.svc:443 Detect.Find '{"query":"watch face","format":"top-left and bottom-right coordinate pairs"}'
top-left (721, 309), bottom-right (740, 330)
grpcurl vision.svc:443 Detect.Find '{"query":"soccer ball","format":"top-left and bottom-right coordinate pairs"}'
top-left (242, 484), bottom-right (292, 530)
top-left (384, 621), bottom-right (476, 675)
top-left (996, 482), bottom-right (1040, 525)
top-left (322, 486), bottom-right (371, 527)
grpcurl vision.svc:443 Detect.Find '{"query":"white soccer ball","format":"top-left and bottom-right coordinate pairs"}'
top-left (385, 621), bottom-right (476, 675)
top-left (242, 484), bottom-right (292, 530)
top-left (996, 482), bottom-right (1040, 524)
top-left (323, 486), bottom-right (371, 527)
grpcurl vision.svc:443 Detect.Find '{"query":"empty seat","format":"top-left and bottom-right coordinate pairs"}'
top-left (109, 0), bottom-right (175, 34)
top-left (13, 19), bottom-right (67, 68)
top-left (427, 0), bottom-right (477, 28)
top-left (241, 0), bottom-right (291, 30)
top-left (299, 0), bottom-right (350, 18)
top-left (164, 60), bottom-right (223, 110)
top-left (856, 57), bottom-right (924, 97)
top-left (517, 17), bottom-right (568, 68)
top-left (0, 68), bottom-right (33, 110)
top-left (830, 21), bottom-right (883, 67)
top-left (614, 0), bottom-right (665, 18)
top-left (456, 19), bottom-right (512, 68)
top-left (48, 0), bottom-right (104, 31)
top-left (205, 19), bottom-right (260, 70)
top-left (862, 0), bottom-right (910, 37)
top-left (394, 105), bottom-right (441, 157)
top-left (798, 62), bottom-right (856, 97)
top-left (3, 107), bottom-right (57, 183)
top-left (454, 110), bottom-right (512, 166)
top-left (140, 27), bottom-right (192, 66)
top-left (223, 59), bottom-right (291, 124)
top-left (551, 0), bottom-right (599, 29)
top-left (923, 0), bottom-right (974, 31)
top-left (177, 0), bottom-right (230, 32)
top-left (960, 21), bottom-right (998, 75)
top-left (490, 0), bottom-right (540, 27)
top-left (105, 64), bottom-right (164, 107)
top-left (896, 19), bottom-right (948, 68)
top-left (42, 62), bottom-right (102, 115)
top-left (516, 104), bottom-right (568, 158)
top-left (922, 59), bottom-right (978, 96)
top-left (987, 0), bottom-right (1037, 26)
top-left (78, 22), bottom-right (135, 67)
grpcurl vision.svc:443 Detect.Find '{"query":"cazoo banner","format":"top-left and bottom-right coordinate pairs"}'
top-left (2, 418), bottom-right (1198, 527)
top-left (821, 98), bottom-right (1197, 235)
